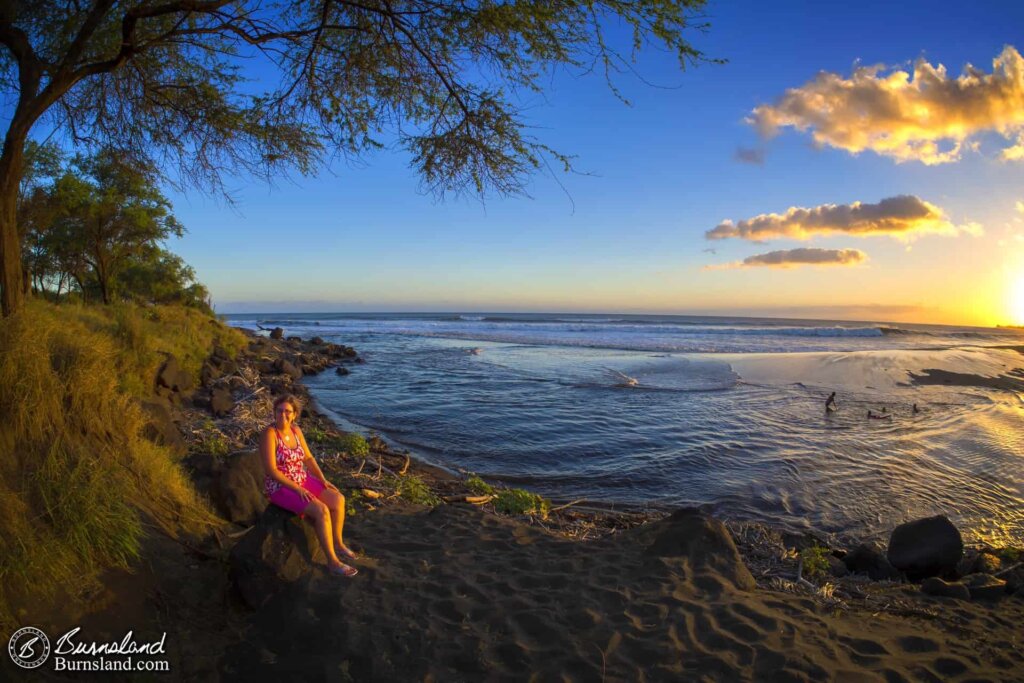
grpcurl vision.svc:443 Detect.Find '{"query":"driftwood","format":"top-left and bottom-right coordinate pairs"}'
top-left (360, 488), bottom-right (383, 499)
top-left (399, 453), bottom-right (411, 476)
top-left (995, 561), bottom-right (1022, 577)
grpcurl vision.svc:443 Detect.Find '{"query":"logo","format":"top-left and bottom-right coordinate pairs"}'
top-left (8, 626), bottom-right (51, 669)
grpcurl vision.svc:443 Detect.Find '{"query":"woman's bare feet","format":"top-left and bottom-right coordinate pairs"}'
top-left (336, 543), bottom-right (357, 560)
top-left (329, 560), bottom-right (358, 577)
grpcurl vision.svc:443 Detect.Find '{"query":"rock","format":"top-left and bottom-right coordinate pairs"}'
top-left (287, 335), bottom-right (302, 343)
top-left (310, 336), bottom-right (324, 345)
top-left (962, 573), bottom-right (1007, 601)
top-left (844, 542), bottom-right (902, 580)
top-left (218, 359), bottom-right (239, 376)
top-left (1002, 567), bottom-right (1024, 594)
top-left (139, 398), bottom-right (186, 454)
top-left (156, 354), bottom-right (194, 393)
top-left (274, 358), bottom-right (303, 380)
top-left (212, 345), bottom-right (232, 362)
top-left (212, 451), bottom-right (268, 526)
top-left (354, 357), bottom-right (365, 364)
top-left (344, 347), bottom-right (357, 358)
top-left (200, 360), bottom-right (222, 387)
top-left (827, 555), bottom-right (849, 578)
top-left (642, 508), bottom-right (756, 591)
top-left (270, 327), bottom-right (284, 340)
top-left (335, 366), bottom-right (350, 376)
top-left (210, 386), bottom-right (235, 417)
top-left (229, 505), bottom-right (326, 609)
top-left (887, 515), bottom-right (963, 580)
top-left (972, 552), bottom-right (1002, 575)
top-left (921, 577), bottom-right (970, 600)
top-left (256, 360), bottom-right (276, 375)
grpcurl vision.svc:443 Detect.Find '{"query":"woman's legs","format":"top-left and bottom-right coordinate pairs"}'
top-left (303, 499), bottom-right (355, 575)
top-left (317, 488), bottom-right (353, 556)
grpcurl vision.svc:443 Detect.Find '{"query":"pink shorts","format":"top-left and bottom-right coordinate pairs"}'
top-left (268, 477), bottom-right (326, 515)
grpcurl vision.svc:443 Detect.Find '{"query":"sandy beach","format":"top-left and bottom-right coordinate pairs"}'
top-left (7, 328), bottom-right (1022, 683)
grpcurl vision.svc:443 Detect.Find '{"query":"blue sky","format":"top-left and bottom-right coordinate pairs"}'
top-left (162, 0), bottom-right (1024, 325)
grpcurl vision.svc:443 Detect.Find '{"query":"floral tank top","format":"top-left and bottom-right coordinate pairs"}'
top-left (264, 427), bottom-right (308, 497)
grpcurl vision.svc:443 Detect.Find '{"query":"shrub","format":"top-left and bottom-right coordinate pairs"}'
top-left (195, 419), bottom-right (230, 457)
top-left (345, 489), bottom-right (364, 517)
top-left (393, 474), bottom-right (440, 507)
top-left (337, 433), bottom-right (369, 459)
top-left (0, 300), bottom-right (223, 628)
top-left (493, 488), bottom-right (550, 518)
top-left (306, 425), bottom-right (329, 444)
top-left (800, 546), bottom-right (830, 580)
top-left (466, 473), bottom-right (495, 496)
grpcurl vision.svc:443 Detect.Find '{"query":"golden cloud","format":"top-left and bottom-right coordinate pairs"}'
top-left (706, 195), bottom-right (976, 242)
top-left (749, 45), bottom-right (1024, 165)
top-left (707, 248), bottom-right (867, 270)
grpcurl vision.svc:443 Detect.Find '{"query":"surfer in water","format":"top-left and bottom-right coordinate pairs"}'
top-left (825, 392), bottom-right (837, 413)
top-left (867, 408), bottom-right (892, 420)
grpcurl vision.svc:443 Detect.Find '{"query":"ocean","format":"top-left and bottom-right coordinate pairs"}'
top-left (226, 313), bottom-right (1024, 547)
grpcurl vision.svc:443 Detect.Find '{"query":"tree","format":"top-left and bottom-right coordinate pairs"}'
top-left (117, 244), bottom-right (212, 312)
top-left (49, 150), bottom-right (183, 304)
top-left (0, 1), bottom-right (714, 317)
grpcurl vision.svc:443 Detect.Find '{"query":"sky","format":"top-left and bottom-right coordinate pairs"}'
top-left (161, 0), bottom-right (1024, 326)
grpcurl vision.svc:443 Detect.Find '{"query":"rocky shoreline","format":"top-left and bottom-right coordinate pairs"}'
top-left (21, 324), bottom-right (1023, 681)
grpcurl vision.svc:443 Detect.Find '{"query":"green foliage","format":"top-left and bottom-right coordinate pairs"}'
top-left (393, 474), bottom-right (441, 507)
top-left (195, 419), bottom-right (230, 458)
top-left (800, 546), bottom-right (831, 580)
top-left (493, 488), bottom-right (550, 518)
top-left (337, 433), bottom-right (370, 459)
top-left (466, 473), bottom-right (495, 496)
top-left (346, 490), bottom-right (364, 517)
top-left (306, 425), bottom-right (329, 444)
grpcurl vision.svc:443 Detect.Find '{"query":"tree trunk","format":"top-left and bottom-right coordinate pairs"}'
top-left (0, 131), bottom-right (27, 317)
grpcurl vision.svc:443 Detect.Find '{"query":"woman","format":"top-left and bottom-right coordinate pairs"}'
top-left (262, 394), bottom-right (358, 577)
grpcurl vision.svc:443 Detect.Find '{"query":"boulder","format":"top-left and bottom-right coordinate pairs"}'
top-left (229, 505), bottom-right (326, 609)
top-left (212, 451), bottom-right (268, 525)
top-left (962, 573), bottom-right (1007, 601)
top-left (643, 508), bottom-right (756, 591)
top-left (310, 336), bottom-right (324, 345)
top-left (210, 386), bottom-right (235, 418)
top-left (270, 327), bottom-right (284, 340)
top-left (274, 358), bottom-right (303, 380)
top-left (200, 361), bottom-right (223, 387)
top-left (139, 398), bottom-right (186, 454)
top-left (843, 542), bottom-right (901, 580)
top-left (218, 359), bottom-right (239, 376)
top-left (827, 555), bottom-right (849, 578)
top-left (156, 354), bottom-right (194, 393)
top-left (887, 515), bottom-right (963, 580)
top-left (212, 345), bottom-right (232, 362)
top-left (335, 366), bottom-right (350, 376)
top-left (921, 577), bottom-right (970, 600)
top-left (287, 335), bottom-right (302, 343)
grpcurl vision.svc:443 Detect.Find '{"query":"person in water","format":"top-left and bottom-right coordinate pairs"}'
top-left (825, 392), bottom-right (837, 412)
top-left (867, 409), bottom-right (892, 420)
top-left (262, 394), bottom-right (358, 577)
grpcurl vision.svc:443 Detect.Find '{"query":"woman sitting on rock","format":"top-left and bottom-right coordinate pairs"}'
top-left (262, 394), bottom-right (358, 577)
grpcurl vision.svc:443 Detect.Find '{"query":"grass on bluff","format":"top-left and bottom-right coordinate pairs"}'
top-left (0, 300), bottom-right (247, 628)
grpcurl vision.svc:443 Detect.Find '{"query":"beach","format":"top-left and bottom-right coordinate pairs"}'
top-left (9, 320), bottom-right (1023, 682)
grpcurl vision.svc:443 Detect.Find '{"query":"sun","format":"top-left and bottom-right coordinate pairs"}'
top-left (1010, 275), bottom-right (1024, 325)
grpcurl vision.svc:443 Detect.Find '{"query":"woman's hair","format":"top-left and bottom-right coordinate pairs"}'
top-left (272, 394), bottom-right (302, 417)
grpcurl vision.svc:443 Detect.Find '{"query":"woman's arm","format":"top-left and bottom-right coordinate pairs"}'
top-left (261, 428), bottom-right (306, 494)
top-left (296, 427), bottom-right (332, 486)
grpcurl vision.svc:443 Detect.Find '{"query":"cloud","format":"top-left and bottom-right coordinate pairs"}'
top-left (706, 195), bottom-right (974, 242)
top-left (1016, 200), bottom-right (1024, 215)
top-left (734, 147), bottom-right (765, 165)
top-left (748, 45), bottom-right (1024, 165)
top-left (707, 247), bottom-right (867, 270)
